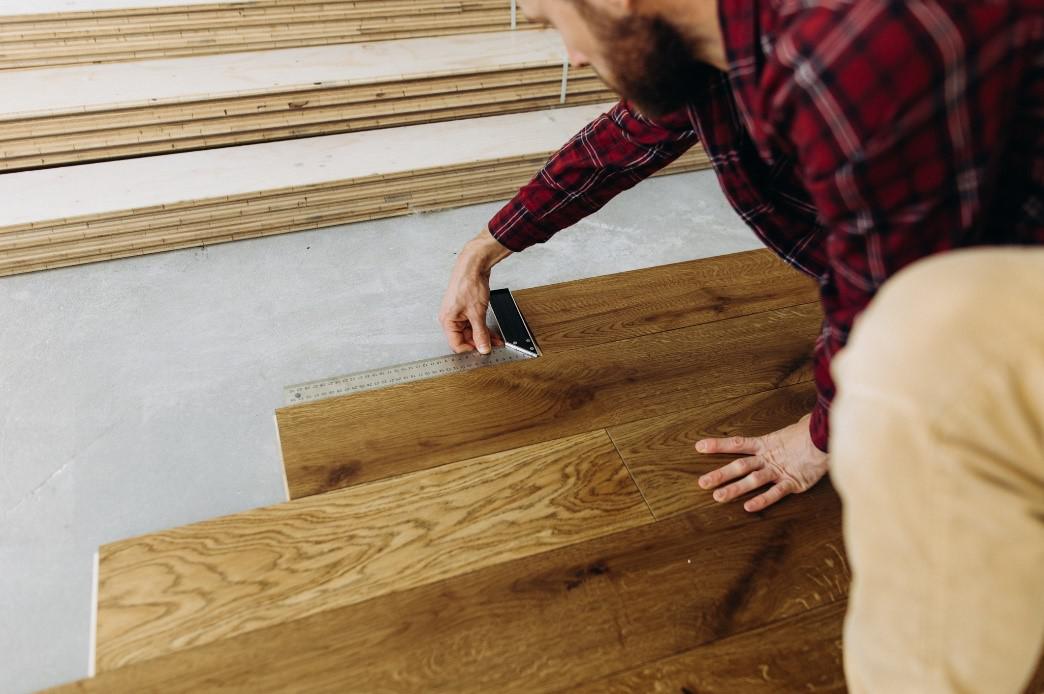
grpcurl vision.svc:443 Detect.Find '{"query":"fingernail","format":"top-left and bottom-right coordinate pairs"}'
top-left (713, 490), bottom-right (724, 502)
top-left (698, 476), bottom-right (710, 489)
top-left (478, 344), bottom-right (490, 354)
top-left (695, 442), bottom-right (708, 453)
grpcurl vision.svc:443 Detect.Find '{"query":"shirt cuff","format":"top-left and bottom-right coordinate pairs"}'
top-left (487, 196), bottom-right (556, 253)
top-left (809, 399), bottom-right (830, 453)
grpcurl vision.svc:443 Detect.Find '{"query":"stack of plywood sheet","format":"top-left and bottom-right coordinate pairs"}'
top-left (0, 0), bottom-right (536, 70)
top-left (0, 103), bottom-right (711, 277)
top-left (0, 30), bottom-right (611, 171)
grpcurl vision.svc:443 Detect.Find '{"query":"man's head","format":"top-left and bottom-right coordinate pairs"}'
top-left (518, 0), bottom-right (715, 118)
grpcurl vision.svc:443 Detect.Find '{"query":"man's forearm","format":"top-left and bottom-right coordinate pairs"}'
top-left (488, 100), bottom-right (700, 253)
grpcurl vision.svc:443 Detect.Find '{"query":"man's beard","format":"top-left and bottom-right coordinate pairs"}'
top-left (577, 4), bottom-right (708, 119)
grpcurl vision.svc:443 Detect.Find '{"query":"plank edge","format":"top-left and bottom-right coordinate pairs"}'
top-left (89, 548), bottom-right (99, 678)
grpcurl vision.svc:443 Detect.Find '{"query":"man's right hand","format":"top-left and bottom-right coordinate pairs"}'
top-left (439, 228), bottom-right (513, 354)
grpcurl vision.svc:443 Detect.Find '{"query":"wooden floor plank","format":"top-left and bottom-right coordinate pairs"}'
top-left (278, 302), bottom-right (822, 498)
top-left (568, 601), bottom-right (846, 693)
top-left (56, 482), bottom-right (847, 693)
top-left (95, 430), bottom-right (653, 671)
top-left (515, 249), bottom-right (818, 354)
top-left (608, 382), bottom-right (818, 519)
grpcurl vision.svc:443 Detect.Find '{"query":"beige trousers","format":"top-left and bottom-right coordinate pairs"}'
top-left (830, 248), bottom-right (1044, 693)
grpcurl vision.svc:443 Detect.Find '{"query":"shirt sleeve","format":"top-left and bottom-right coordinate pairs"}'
top-left (758, 2), bottom-right (1024, 451)
top-left (488, 99), bottom-right (700, 252)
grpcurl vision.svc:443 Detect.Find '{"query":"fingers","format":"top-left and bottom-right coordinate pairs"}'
top-left (710, 467), bottom-right (777, 503)
top-left (695, 435), bottom-right (761, 456)
top-left (468, 311), bottom-right (492, 355)
top-left (441, 316), bottom-right (502, 355)
top-left (698, 456), bottom-right (760, 491)
top-left (744, 480), bottom-right (796, 513)
top-left (441, 317), bottom-right (475, 354)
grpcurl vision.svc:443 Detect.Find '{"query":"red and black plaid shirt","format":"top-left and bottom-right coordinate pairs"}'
top-left (488, 0), bottom-right (1044, 451)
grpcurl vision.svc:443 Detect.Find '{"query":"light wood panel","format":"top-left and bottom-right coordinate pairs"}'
top-left (569, 601), bottom-right (847, 693)
top-left (95, 430), bottom-right (653, 670)
top-left (0, 104), bottom-right (613, 226)
top-left (52, 481), bottom-right (847, 693)
top-left (607, 382), bottom-right (818, 519)
top-left (515, 248), bottom-right (818, 353)
top-left (278, 302), bottom-right (822, 498)
top-left (0, 30), bottom-right (613, 171)
top-left (0, 0), bottom-right (538, 70)
top-left (0, 103), bottom-right (712, 276)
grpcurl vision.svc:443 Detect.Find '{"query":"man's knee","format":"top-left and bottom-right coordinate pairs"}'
top-left (834, 250), bottom-right (1002, 400)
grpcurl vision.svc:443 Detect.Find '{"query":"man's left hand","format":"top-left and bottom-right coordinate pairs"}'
top-left (695, 414), bottom-right (829, 513)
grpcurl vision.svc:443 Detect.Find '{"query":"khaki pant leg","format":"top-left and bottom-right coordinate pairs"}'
top-left (830, 248), bottom-right (1044, 694)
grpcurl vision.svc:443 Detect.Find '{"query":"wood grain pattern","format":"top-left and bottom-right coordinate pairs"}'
top-left (55, 482), bottom-right (847, 693)
top-left (95, 430), bottom-right (653, 670)
top-left (608, 382), bottom-right (818, 519)
top-left (278, 302), bottom-right (822, 498)
top-left (515, 249), bottom-right (818, 354)
top-left (568, 601), bottom-right (846, 693)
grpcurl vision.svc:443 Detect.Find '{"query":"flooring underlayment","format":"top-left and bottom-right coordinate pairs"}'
top-left (0, 169), bottom-right (759, 693)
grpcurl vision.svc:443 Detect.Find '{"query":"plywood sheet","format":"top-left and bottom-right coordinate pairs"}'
top-left (0, 30), bottom-right (570, 118)
top-left (0, 104), bottom-right (614, 226)
top-left (0, 0), bottom-right (536, 70)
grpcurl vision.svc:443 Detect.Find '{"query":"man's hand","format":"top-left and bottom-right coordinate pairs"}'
top-left (695, 414), bottom-right (829, 513)
top-left (439, 228), bottom-right (513, 354)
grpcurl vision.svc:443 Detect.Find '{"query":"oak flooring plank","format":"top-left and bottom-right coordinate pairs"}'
top-left (95, 430), bottom-right (652, 671)
top-left (57, 482), bottom-right (847, 693)
top-left (568, 601), bottom-right (846, 693)
top-left (278, 302), bottom-right (822, 498)
top-left (515, 249), bottom-right (818, 354)
top-left (608, 382), bottom-right (818, 519)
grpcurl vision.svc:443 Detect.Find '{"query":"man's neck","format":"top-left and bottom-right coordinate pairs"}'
top-left (652, 0), bottom-right (729, 71)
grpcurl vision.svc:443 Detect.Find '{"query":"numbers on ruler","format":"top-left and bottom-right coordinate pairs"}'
top-left (286, 348), bottom-right (532, 405)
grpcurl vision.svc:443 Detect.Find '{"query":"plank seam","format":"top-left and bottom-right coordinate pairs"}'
top-left (604, 428), bottom-right (658, 521)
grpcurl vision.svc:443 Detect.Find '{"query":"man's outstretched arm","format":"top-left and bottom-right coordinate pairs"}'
top-left (439, 99), bottom-right (700, 353)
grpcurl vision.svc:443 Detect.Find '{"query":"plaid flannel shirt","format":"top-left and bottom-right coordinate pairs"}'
top-left (487, 0), bottom-right (1044, 451)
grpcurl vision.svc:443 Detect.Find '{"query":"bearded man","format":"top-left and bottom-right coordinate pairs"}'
top-left (438, 1), bottom-right (1044, 691)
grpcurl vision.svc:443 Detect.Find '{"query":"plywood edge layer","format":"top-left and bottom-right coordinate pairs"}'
top-left (0, 103), bottom-right (615, 226)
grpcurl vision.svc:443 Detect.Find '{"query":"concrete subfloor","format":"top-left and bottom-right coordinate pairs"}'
top-left (0, 169), bottom-right (759, 693)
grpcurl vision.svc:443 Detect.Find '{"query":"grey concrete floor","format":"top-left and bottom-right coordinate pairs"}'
top-left (0, 169), bottom-right (758, 693)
